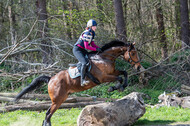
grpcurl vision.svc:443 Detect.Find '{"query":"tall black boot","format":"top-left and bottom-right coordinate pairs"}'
top-left (81, 64), bottom-right (89, 86)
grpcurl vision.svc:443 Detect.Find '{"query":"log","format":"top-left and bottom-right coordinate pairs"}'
top-left (181, 96), bottom-right (190, 108)
top-left (157, 92), bottom-right (190, 108)
top-left (181, 84), bottom-right (190, 95)
top-left (181, 84), bottom-right (190, 90)
top-left (0, 93), bottom-right (50, 100)
top-left (77, 92), bottom-right (146, 126)
top-left (0, 93), bottom-right (116, 102)
top-left (0, 96), bottom-right (40, 104)
top-left (74, 97), bottom-right (116, 102)
top-left (0, 101), bottom-right (104, 113)
top-left (0, 96), bottom-right (77, 105)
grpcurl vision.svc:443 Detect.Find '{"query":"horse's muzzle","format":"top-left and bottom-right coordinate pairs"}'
top-left (137, 65), bottom-right (141, 72)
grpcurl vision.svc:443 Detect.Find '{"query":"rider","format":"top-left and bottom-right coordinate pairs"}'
top-left (73, 19), bottom-right (102, 86)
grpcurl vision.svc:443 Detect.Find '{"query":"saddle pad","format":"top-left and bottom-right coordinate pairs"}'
top-left (68, 65), bottom-right (91, 79)
top-left (68, 67), bottom-right (81, 79)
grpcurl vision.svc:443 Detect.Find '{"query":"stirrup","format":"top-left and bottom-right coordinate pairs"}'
top-left (81, 80), bottom-right (90, 86)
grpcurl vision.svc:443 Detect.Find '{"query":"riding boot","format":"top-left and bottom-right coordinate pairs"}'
top-left (81, 64), bottom-right (89, 86)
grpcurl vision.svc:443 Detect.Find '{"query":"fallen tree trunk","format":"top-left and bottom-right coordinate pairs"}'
top-left (0, 93), bottom-right (116, 102)
top-left (0, 96), bottom-right (77, 105)
top-left (181, 84), bottom-right (190, 95)
top-left (157, 92), bottom-right (190, 109)
top-left (77, 92), bottom-right (146, 126)
top-left (0, 101), bottom-right (104, 113)
top-left (0, 93), bottom-right (50, 101)
top-left (0, 96), bottom-right (40, 104)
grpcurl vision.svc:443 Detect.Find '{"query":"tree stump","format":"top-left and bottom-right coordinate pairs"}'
top-left (77, 92), bottom-right (146, 126)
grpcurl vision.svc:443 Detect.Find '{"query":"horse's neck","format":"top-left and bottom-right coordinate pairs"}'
top-left (100, 47), bottom-right (123, 60)
top-left (89, 47), bottom-right (124, 63)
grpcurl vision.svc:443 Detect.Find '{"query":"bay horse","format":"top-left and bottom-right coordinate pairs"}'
top-left (14, 40), bottom-right (141, 126)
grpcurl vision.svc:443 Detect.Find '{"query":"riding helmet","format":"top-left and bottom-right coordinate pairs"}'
top-left (87, 19), bottom-right (97, 27)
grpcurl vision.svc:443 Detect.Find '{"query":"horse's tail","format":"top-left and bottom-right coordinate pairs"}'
top-left (14, 75), bottom-right (51, 102)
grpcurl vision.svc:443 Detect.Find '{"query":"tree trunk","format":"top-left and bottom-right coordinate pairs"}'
top-left (156, 2), bottom-right (168, 59)
top-left (0, 101), bottom-right (104, 113)
top-left (180, 0), bottom-right (190, 48)
top-left (77, 92), bottom-right (146, 126)
top-left (36, 0), bottom-right (53, 65)
top-left (113, 0), bottom-right (127, 42)
top-left (8, 1), bottom-right (16, 45)
top-left (96, 0), bottom-right (104, 26)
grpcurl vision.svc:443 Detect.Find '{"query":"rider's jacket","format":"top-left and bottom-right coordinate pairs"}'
top-left (75, 28), bottom-right (99, 51)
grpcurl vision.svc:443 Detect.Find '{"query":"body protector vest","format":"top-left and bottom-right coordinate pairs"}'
top-left (75, 28), bottom-right (95, 48)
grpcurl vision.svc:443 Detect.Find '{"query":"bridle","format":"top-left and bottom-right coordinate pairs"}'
top-left (126, 48), bottom-right (140, 64)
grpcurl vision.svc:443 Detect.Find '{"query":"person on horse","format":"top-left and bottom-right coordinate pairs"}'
top-left (73, 19), bottom-right (102, 86)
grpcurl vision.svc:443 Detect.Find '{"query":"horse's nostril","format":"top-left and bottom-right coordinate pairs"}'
top-left (137, 66), bottom-right (141, 71)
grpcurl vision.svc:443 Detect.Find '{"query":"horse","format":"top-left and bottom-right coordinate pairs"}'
top-left (14, 40), bottom-right (141, 126)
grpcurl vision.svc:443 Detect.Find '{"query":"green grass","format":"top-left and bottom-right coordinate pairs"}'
top-left (0, 108), bottom-right (82, 126)
top-left (134, 106), bottom-right (190, 125)
top-left (1, 107), bottom-right (190, 126)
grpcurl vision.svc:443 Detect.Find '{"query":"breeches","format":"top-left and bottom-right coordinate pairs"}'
top-left (73, 46), bottom-right (89, 65)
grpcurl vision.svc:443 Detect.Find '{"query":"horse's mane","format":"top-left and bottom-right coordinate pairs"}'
top-left (89, 40), bottom-right (126, 54)
top-left (101, 40), bottom-right (126, 51)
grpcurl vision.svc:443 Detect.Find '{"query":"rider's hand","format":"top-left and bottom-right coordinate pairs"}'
top-left (96, 48), bottom-right (102, 52)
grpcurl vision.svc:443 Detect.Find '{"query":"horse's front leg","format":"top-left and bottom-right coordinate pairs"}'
top-left (109, 70), bottom-right (128, 92)
top-left (101, 74), bottom-right (123, 92)
top-left (118, 71), bottom-right (128, 92)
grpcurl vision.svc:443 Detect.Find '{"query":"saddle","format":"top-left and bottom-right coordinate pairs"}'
top-left (68, 62), bottom-right (100, 84)
top-left (68, 62), bottom-right (91, 78)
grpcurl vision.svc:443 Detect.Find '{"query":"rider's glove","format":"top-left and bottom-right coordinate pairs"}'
top-left (96, 48), bottom-right (102, 52)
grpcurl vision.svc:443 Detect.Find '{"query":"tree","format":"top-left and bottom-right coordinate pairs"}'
top-left (156, 2), bottom-right (168, 59)
top-left (179, 0), bottom-right (190, 48)
top-left (8, 0), bottom-right (16, 45)
top-left (113, 0), bottom-right (127, 42)
top-left (36, 0), bottom-right (53, 65)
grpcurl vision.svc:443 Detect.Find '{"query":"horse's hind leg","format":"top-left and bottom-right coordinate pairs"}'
top-left (42, 107), bottom-right (51, 126)
top-left (42, 94), bottom-right (68, 126)
top-left (42, 97), bottom-right (67, 126)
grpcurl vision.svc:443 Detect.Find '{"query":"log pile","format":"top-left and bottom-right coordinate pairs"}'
top-left (0, 93), bottom-right (116, 113)
top-left (154, 91), bottom-right (190, 109)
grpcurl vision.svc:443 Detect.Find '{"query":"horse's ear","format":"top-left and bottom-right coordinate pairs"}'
top-left (133, 42), bottom-right (136, 45)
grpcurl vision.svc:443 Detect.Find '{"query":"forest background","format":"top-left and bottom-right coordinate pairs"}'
top-left (0, 0), bottom-right (189, 97)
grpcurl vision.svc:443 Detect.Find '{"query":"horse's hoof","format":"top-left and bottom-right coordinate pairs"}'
top-left (42, 120), bottom-right (51, 126)
top-left (108, 87), bottom-right (114, 92)
top-left (115, 83), bottom-right (121, 89)
top-left (118, 87), bottom-right (124, 92)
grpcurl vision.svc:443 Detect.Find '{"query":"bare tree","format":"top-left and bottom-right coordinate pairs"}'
top-left (180, 0), bottom-right (190, 48)
top-left (8, 0), bottom-right (16, 45)
top-left (36, 0), bottom-right (53, 65)
top-left (156, 2), bottom-right (168, 59)
top-left (113, 0), bottom-right (127, 42)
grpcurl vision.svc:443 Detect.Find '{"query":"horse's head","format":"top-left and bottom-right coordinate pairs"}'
top-left (123, 42), bottom-right (141, 71)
